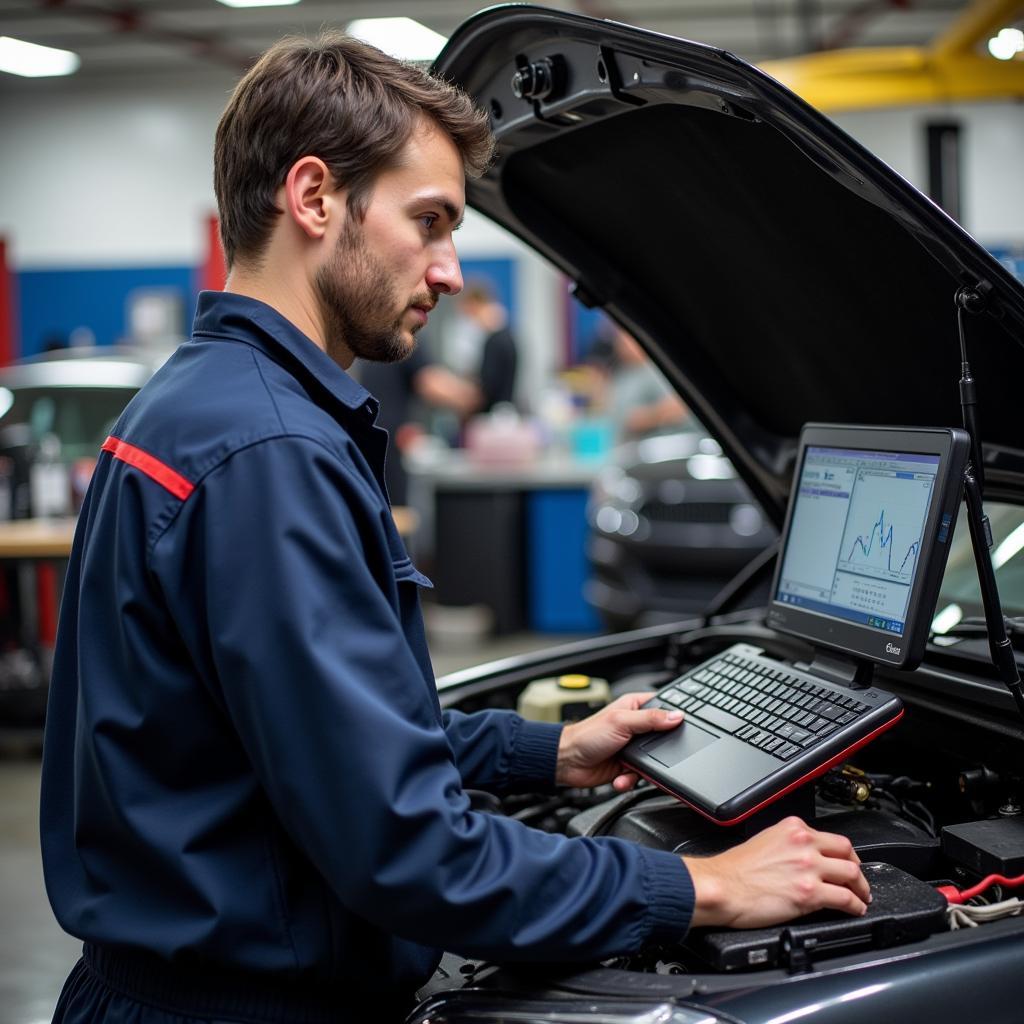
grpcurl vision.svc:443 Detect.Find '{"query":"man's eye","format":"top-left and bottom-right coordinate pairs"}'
top-left (420, 214), bottom-right (438, 230)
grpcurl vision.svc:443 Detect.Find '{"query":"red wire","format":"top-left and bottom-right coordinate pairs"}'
top-left (937, 873), bottom-right (1024, 905)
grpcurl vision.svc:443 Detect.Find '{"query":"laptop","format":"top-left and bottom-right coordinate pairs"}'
top-left (622, 423), bottom-right (970, 825)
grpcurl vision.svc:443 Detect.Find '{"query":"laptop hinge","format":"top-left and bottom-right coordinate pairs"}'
top-left (795, 649), bottom-right (874, 690)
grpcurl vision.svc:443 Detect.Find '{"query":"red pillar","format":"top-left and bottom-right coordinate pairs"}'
top-left (0, 237), bottom-right (15, 365)
top-left (36, 562), bottom-right (58, 648)
top-left (200, 214), bottom-right (227, 293)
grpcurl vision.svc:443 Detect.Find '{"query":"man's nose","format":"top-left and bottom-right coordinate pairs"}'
top-left (426, 242), bottom-right (463, 296)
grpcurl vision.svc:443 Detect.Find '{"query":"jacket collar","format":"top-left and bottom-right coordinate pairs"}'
top-left (191, 290), bottom-right (378, 418)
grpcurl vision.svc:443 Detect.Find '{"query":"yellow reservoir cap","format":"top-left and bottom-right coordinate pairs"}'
top-left (518, 675), bottom-right (611, 722)
top-left (558, 674), bottom-right (591, 689)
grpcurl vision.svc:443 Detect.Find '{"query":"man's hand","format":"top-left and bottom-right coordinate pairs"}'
top-left (686, 816), bottom-right (871, 928)
top-left (556, 692), bottom-right (681, 790)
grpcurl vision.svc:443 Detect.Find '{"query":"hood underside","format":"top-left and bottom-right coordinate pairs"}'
top-left (434, 5), bottom-right (1024, 520)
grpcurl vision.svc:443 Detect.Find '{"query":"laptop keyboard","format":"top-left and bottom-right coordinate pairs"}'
top-left (657, 650), bottom-right (872, 762)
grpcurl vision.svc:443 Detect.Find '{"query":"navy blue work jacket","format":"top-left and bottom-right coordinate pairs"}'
top-left (41, 292), bottom-right (694, 1014)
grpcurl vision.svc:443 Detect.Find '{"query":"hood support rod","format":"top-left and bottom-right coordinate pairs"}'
top-left (955, 285), bottom-right (1024, 729)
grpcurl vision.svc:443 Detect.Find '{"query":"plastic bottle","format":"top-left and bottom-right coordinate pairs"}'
top-left (517, 673), bottom-right (611, 723)
top-left (29, 434), bottom-right (70, 518)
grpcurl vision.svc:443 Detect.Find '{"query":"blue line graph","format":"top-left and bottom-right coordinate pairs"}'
top-left (846, 509), bottom-right (920, 577)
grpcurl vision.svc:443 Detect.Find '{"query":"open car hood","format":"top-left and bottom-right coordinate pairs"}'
top-left (434, 5), bottom-right (1024, 522)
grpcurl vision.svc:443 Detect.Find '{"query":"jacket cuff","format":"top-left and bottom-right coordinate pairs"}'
top-left (508, 718), bottom-right (563, 788)
top-left (636, 847), bottom-right (695, 942)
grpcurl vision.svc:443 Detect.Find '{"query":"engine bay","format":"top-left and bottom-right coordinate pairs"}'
top-left (435, 620), bottom-right (1024, 990)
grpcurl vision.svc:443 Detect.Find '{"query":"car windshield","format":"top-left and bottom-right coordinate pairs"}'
top-left (934, 501), bottom-right (1024, 628)
top-left (0, 386), bottom-right (138, 460)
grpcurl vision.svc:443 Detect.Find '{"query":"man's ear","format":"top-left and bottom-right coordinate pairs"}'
top-left (280, 156), bottom-right (344, 242)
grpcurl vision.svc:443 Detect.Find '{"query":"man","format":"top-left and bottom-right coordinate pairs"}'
top-left (605, 325), bottom-right (689, 441)
top-left (458, 281), bottom-right (518, 412)
top-left (41, 33), bottom-right (870, 1024)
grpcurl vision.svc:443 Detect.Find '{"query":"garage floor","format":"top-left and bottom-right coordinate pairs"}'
top-left (1, 633), bottom-right (582, 1024)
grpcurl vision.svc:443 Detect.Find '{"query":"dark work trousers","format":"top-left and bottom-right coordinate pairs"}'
top-left (52, 945), bottom-right (414, 1024)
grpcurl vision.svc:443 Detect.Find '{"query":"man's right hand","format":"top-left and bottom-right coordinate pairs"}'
top-left (684, 816), bottom-right (870, 929)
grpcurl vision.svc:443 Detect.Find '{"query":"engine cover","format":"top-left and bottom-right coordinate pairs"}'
top-left (568, 790), bottom-right (940, 876)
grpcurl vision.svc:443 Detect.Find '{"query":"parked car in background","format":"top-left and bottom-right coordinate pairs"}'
top-left (0, 345), bottom-right (173, 514)
top-left (587, 429), bottom-right (776, 630)
top-left (0, 345), bottom-right (171, 729)
top-left (408, 5), bottom-right (1024, 1022)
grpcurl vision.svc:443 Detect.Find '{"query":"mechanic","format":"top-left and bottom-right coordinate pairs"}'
top-left (457, 281), bottom-right (519, 413)
top-left (40, 32), bottom-right (871, 1024)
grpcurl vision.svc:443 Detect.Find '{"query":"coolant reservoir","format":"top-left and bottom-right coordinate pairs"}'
top-left (517, 674), bottom-right (611, 723)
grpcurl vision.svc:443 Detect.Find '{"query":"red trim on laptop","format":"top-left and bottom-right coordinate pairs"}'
top-left (632, 708), bottom-right (905, 827)
top-left (101, 436), bottom-right (194, 501)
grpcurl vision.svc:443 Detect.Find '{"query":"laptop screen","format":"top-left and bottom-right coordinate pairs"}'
top-left (767, 425), bottom-right (969, 670)
top-left (775, 446), bottom-right (940, 637)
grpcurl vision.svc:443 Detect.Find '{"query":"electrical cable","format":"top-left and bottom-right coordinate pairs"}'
top-left (937, 872), bottom-right (1024, 905)
top-left (948, 897), bottom-right (1024, 929)
top-left (584, 783), bottom-right (664, 837)
top-left (509, 795), bottom-right (569, 824)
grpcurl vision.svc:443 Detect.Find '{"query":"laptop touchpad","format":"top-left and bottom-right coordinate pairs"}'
top-left (642, 721), bottom-right (719, 768)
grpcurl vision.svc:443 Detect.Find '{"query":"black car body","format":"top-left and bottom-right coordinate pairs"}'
top-left (410, 5), bottom-right (1024, 1022)
top-left (587, 430), bottom-right (777, 630)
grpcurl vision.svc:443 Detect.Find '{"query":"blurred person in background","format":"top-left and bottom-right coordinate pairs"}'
top-left (603, 324), bottom-right (689, 441)
top-left (356, 340), bottom-right (479, 504)
top-left (458, 281), bottom-right (518, 412)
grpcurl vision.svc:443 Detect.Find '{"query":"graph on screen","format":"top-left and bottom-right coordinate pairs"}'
top-left (836, 470), bottom-right (933, 585)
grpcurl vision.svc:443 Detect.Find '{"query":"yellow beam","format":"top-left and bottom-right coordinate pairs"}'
top-left (760, 0), bottom-right (1024, 113)
top-left (932, 0), bottom-right (1023, 58)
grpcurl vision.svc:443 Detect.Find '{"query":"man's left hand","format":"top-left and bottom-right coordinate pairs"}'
top-left (555, 693), bottom-right (682, 791)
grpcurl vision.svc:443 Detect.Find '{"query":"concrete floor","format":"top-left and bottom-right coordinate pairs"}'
top-left (1, 755), bottom-right (81, 1024)
top-left (0, 632), bottom-right (580, 1024)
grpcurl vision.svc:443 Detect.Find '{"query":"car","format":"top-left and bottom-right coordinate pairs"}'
top-left (405, 5), bottom-right (1024, 1022)
top-left (586, 429), bottom-right (777, 630)
top-left (0, 345), bottom-right (171, 727)
top-left (0, 345), bottom-right (172, 517)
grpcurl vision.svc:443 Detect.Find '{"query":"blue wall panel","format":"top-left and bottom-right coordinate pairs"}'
top-left (459, 257), bottom-right (516, 327)
top-left (570, 303), bottom-right (610, 365)
top-left (15, 259), bottom-right (516, 360)
top-left (990, 247), bottom-right (1024, 282)
top-left (16, 266), bottom-right (197, 357)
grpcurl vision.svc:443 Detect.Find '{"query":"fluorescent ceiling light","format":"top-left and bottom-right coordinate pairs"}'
top-left (931, 603), bottom-right (963, 636)
top-left (993, 519), bottom-right (1024, 569)
top-left (0, 36), bottom-right (79, 78)
top-left (346, 17), bottom-right (447, 62)
top-left (216, 0), bottom-right (301, 7)
top-left (988, 27), bottom-right (1024, 60)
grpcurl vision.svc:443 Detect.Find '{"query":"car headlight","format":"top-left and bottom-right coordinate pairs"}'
top-left (591, 466), bottom-right (644, 509)
top-left (589, 467), bottom-right (647, 538)
top-left (409, 991), bottom-right (725, 1024)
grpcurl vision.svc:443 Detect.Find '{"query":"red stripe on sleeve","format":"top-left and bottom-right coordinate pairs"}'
top-left (101, 436), bottom-right (195, 501)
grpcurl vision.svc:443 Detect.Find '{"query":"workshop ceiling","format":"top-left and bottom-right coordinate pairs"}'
top-left (0, 0), bottom-right (971, 91)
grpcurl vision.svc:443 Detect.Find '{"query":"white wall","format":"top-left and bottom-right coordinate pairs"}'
top-left (0, 75), bottom-right (234, 267)
top-left (1, 79), bottom-right (1019, 397)
top-left (0, 74), bottom-right (564, 405)
top-left (832, 101), bottom-right (1024, 247)
top-left (0, 75), bottom-right (557, 272)
top-left (5, 82), bottom-right (1020, 267)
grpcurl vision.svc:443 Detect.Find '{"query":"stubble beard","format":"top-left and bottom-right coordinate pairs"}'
top-left (315, 220), bottom-right (431, 367)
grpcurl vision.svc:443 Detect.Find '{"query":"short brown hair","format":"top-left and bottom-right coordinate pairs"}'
top-left (461, 280), bottom-right (497, 306)
top-left (214, 32), bottom-right (493, 269)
